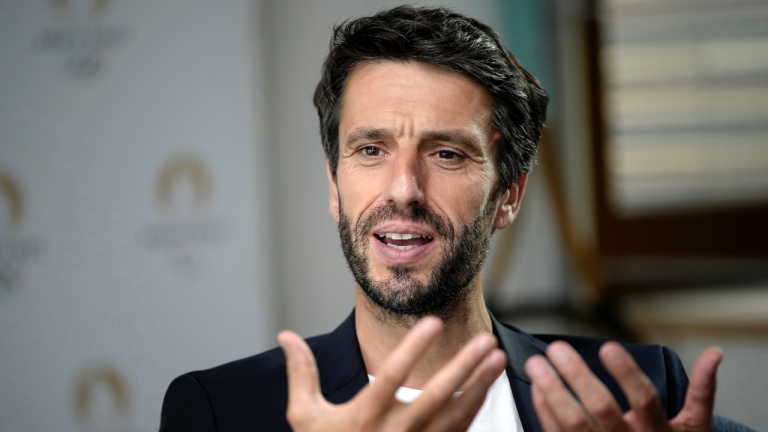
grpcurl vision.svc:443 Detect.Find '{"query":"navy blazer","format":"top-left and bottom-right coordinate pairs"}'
top-left (160, 310), bottom-right (752, 431)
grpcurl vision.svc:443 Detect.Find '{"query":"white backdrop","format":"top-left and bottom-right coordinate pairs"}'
top-left (0, 1), bottom-right (273, 431)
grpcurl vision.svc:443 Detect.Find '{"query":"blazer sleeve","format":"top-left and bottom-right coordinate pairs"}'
top-left (160, 374), bottom-right (218, 432)
top-left (662, 346), bottom-right (689, 418)
top-left (713, 415), bottom-right (758, 432)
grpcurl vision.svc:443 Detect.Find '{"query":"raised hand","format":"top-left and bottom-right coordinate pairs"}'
top-left (525, 341), bottom-right (722, 432)
top-left (277, 317), bottom-right (507, 432)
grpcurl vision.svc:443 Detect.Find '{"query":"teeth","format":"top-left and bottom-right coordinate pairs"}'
top-left (386, 243), bottom-right (416, 251)
top-left (383, 233), bottom-right (422, 239)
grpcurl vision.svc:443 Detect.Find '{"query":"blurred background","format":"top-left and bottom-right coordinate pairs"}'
top-left (1, 0), bottom-right (766, 430)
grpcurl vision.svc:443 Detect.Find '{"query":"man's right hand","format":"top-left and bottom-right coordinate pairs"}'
top-left (277, 317), bottom-right (507, 432)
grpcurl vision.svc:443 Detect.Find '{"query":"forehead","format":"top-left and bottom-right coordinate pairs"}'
top-left (339, 60), bottom-right (495, 139)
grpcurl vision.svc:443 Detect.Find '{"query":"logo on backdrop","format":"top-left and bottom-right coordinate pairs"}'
top-left (1, 172), bottom-right (24, 229)
top-left (51, 0), bottom-right (110, 19)
top-left (155, 154), bottom-right (214, 216)
top-left (0, 171), bottom-right (45, 293)
top-left (72, 363), bottom-right (137, 432)
top-left (141, 152), bottom-right (224, 279)
top-left (34, 0), bottom-right (131, 79)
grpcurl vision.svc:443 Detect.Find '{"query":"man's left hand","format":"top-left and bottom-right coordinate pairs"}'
top-left (525, 341), bottom-right (723, 432)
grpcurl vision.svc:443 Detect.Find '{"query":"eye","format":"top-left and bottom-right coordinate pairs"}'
top-left (437, 150), bottom-right (459, 160)
top-left (360, 146), bottom-right (382, 157)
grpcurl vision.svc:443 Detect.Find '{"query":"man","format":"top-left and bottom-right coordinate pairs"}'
top-left (160, 6), bottom-right (750, 432)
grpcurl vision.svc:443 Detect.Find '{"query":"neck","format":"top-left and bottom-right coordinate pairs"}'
top-left (355, 278), bottom-right (492, 389)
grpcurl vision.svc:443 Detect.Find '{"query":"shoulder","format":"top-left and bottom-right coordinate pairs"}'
top-left (192, 332), bottom-right (327, 398)
top-left (160, 333), bottom-right (329, 432)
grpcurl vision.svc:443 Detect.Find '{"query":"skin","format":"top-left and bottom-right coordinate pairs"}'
top-left (277, 60), bottom-right (722, 432)
top-left (525, 342), bottom-right (723, 432)
top-left (332, 61), bottom-right (524, 390)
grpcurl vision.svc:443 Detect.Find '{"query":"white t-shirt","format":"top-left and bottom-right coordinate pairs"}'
top-left (367, 370), bottom-right (523, 432)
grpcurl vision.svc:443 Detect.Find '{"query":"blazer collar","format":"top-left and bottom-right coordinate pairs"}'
top-left (313, 309), bottom-right (548, 387)
top-left (314, 309), bottom-right (369, 403)
top-left (313, 307), bottom-right (548, 431)
top-left (489, 310), bottom-right (548, 432)
top-left (489, 310), bottom-right (548, 384)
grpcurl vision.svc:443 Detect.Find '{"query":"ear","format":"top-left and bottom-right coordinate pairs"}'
top-left (494, 174), bottom-right (528, 230)
top-left (326, 161), bottom-right (340, 224)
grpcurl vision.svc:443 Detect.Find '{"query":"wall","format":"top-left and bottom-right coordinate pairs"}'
top-left (0, 1), bottom-right (273, 430)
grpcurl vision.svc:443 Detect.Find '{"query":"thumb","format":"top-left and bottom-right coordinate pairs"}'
top-left (673, 347), bottom-right (722, 431)
top-left (278, 330), bottom-right (323, 411)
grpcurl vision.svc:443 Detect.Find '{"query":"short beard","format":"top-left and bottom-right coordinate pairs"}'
top-left (338, 198), bottom-right (496, 324)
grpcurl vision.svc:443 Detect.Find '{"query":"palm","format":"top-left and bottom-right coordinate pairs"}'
top-left (278, 317), bottom-right (507, 432)
top-left (526, 343), bottom-right (722, 432)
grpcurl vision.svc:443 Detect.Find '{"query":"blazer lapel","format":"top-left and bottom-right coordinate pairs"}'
top-left (490, 311), bottom-right (548, 432)
top-left (314, 309), bottom-right (370, 404)
top-left (314, 309), bottom-right (549, 431)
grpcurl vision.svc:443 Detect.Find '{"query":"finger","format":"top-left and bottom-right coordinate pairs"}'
top-left (532, 383), bottom-right (566, 432)
top-left (422, 349), bottom-right (507, 432)
top-left (406, 333), bottom-right (498, 424)
top-left (277, 331), bottom-right (323, 411)
top-left (672, 347), bottom-right (722, 429)
top-left (525, 355), bottom-right (594, 432)
top-left (600, 342), bottom-right (668, 431)
top-left (547, 341), bottom-right (626, 431)
top-left (360, 317), bottom-right (443, 404)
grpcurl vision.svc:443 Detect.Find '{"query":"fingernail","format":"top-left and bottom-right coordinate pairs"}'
top-left (277, 332), bottom-right (294, 353)
top-left (474, 336), bottom-right (492, 353)
top-left (606, 347), bottom-right (623, 365)
top-left (418, 317), bottom-right (441, 336)
top-left (528, 359), bottom-right (547, 378)
top-left (490, 350), bottom-right (506, 368)
top-left (278, 342), bottom-right (291, 355)
top-left (548, 344), bottom-right (570, 364)
top-left (711, 346), bottom-right (724, 362)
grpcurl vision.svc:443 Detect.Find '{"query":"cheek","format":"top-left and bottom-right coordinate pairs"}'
top-left (430, 172), bottom-right (495, 220)
top-left (337, 166), bottom-right (387, 210)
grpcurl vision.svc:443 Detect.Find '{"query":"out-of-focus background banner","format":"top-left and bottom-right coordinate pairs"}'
top-left (0, 1), bottom-right (273, 431)
top-left (0, 0), bottom-right (766, 431)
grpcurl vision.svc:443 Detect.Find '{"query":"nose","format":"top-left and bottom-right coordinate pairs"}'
top-left (383, 148), bottom-right (425, 209)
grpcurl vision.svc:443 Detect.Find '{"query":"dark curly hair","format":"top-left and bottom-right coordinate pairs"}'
top-left (313, 5), bottom-right (548, 199)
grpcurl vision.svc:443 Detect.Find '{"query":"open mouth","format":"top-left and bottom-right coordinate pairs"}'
top-left (373, 232), bottom-right (434, 251)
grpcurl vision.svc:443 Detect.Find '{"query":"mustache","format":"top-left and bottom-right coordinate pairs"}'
top-left (355, 204), bottom-right (454, 241)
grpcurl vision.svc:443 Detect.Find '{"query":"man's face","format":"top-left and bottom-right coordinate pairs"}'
top-left (330, 60), bottom-right (521, 318)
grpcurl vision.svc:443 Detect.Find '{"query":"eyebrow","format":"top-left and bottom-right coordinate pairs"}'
top-left (419, 130), bottom-right (482, 153)
top-left (344, 127), bottom-right (482, 153)
top-left (345, 127), bottom-right (394, 148)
